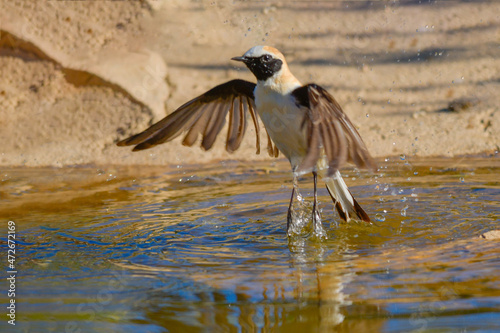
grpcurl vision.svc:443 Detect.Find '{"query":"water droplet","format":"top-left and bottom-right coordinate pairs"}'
top-left (375, 213), bottom-right (386, 222)
top-left (400, 154), bottom-right (406, 161)
top-left (401, 205), bottom-right (409, 217)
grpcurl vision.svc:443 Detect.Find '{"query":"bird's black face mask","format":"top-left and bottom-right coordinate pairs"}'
top-left (244, 55), bottom-right (283, 81)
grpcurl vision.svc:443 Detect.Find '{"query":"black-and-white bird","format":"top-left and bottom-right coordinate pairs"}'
top-left (118, 46), bottom-right (376, 234)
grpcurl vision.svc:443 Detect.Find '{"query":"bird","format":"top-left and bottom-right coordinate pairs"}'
top-left (117, 45), bottom-right (377, 235)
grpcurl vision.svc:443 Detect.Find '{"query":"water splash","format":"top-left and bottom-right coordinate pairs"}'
top-left (287, 189), bottom-right (327, 240)
top-left (401, 205), bottom-right (409, 217)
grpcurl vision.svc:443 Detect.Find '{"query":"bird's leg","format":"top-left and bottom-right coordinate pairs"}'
top-left (287, 174), bottom-right (299, 235)
top-left (286, 187), bottom-right (295, 234)
top-left (312, 172), bottom-right (327, 239)
top-left (312, 171), bottom-right (319, 232)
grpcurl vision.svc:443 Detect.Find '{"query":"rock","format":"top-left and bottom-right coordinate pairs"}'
top-left (0, 57), bottom-right (153, 167)
top-left (480, 230), bottom-right (500, 240)
top-left (0, 1), bottom-right (168, 119)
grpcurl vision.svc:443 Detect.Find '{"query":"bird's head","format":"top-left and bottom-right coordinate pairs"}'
top-left (232, 46), bottom-right (287, 82)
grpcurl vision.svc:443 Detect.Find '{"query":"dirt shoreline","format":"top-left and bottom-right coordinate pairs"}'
top-left (1, 1), bottom-right (498, 167)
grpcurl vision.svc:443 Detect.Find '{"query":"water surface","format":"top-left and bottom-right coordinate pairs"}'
top-left (1, 157), bottom-right (499, 332)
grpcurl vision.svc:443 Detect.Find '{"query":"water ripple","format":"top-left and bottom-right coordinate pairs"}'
top-left (2, 158), bottom-right (499, 332)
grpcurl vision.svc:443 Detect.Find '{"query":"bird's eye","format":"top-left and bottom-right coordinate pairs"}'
top-left (262, 54), bottom-right (272, 62)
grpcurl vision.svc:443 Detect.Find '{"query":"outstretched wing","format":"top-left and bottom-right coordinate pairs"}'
top-left (292, 84), bottom-right (376, 176)
top-left (118, 79), bottom-right (277, 156)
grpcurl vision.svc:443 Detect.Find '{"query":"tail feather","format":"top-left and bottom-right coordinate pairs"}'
top-left (325, 171), bottom-right (370, 223)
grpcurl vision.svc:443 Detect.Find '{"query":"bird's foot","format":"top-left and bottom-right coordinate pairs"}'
top-left (286, 192), bottom-right (309, 237)
top-left (312, 209), bottom-right (327, 240)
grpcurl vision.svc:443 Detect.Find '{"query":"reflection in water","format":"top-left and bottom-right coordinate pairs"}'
top-left (137, 238), bottom-right (350, 331)
top-left (0, 158), bottom-right (499, 332)
top-left (118, 236), bottom-right (381, 332)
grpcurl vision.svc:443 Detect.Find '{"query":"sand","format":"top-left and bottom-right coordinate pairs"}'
top-left (0, 0), bottom-right (498, 167)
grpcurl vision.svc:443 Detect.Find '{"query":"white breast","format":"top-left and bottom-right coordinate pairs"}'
top-left (254, 84), bottom-right (309, 169)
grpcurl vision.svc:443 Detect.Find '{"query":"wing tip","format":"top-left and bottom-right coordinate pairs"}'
top-left (116, 133), bottom-right (144, 148)
top-left (363, 154), bottom-right (378, 172)
top-left (131, 142), bottom-right (155, 151)
top-left (116, 135), bottom-right (138, 147)
top-left (116, 140), bottom-right (129, 147)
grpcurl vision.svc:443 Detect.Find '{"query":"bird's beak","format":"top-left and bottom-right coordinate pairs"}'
top-left (231, 56), bottom-right (248, 63)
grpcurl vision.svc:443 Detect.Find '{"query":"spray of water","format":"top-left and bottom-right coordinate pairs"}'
top-left (287, 188), bottom-right (327, 240)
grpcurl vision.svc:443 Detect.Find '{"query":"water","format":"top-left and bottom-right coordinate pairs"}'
top-left (1, 157), bottom-right (499, 332)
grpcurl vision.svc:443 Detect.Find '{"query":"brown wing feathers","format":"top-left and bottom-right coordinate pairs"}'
top-left (246, 97), bottom-right (261, 155)
top-left (201, 103), bottom-right (228, 150)
top-left (182, 105), bottom-right (211, 147)
top-left (117, 79), bottom-right (275, 156)
top-left (225, 97), bottom-right (240, 152)
top-left (298, 107), bottom-right (321, 174)
top-left (295, 84), bottom-right (376, 176)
